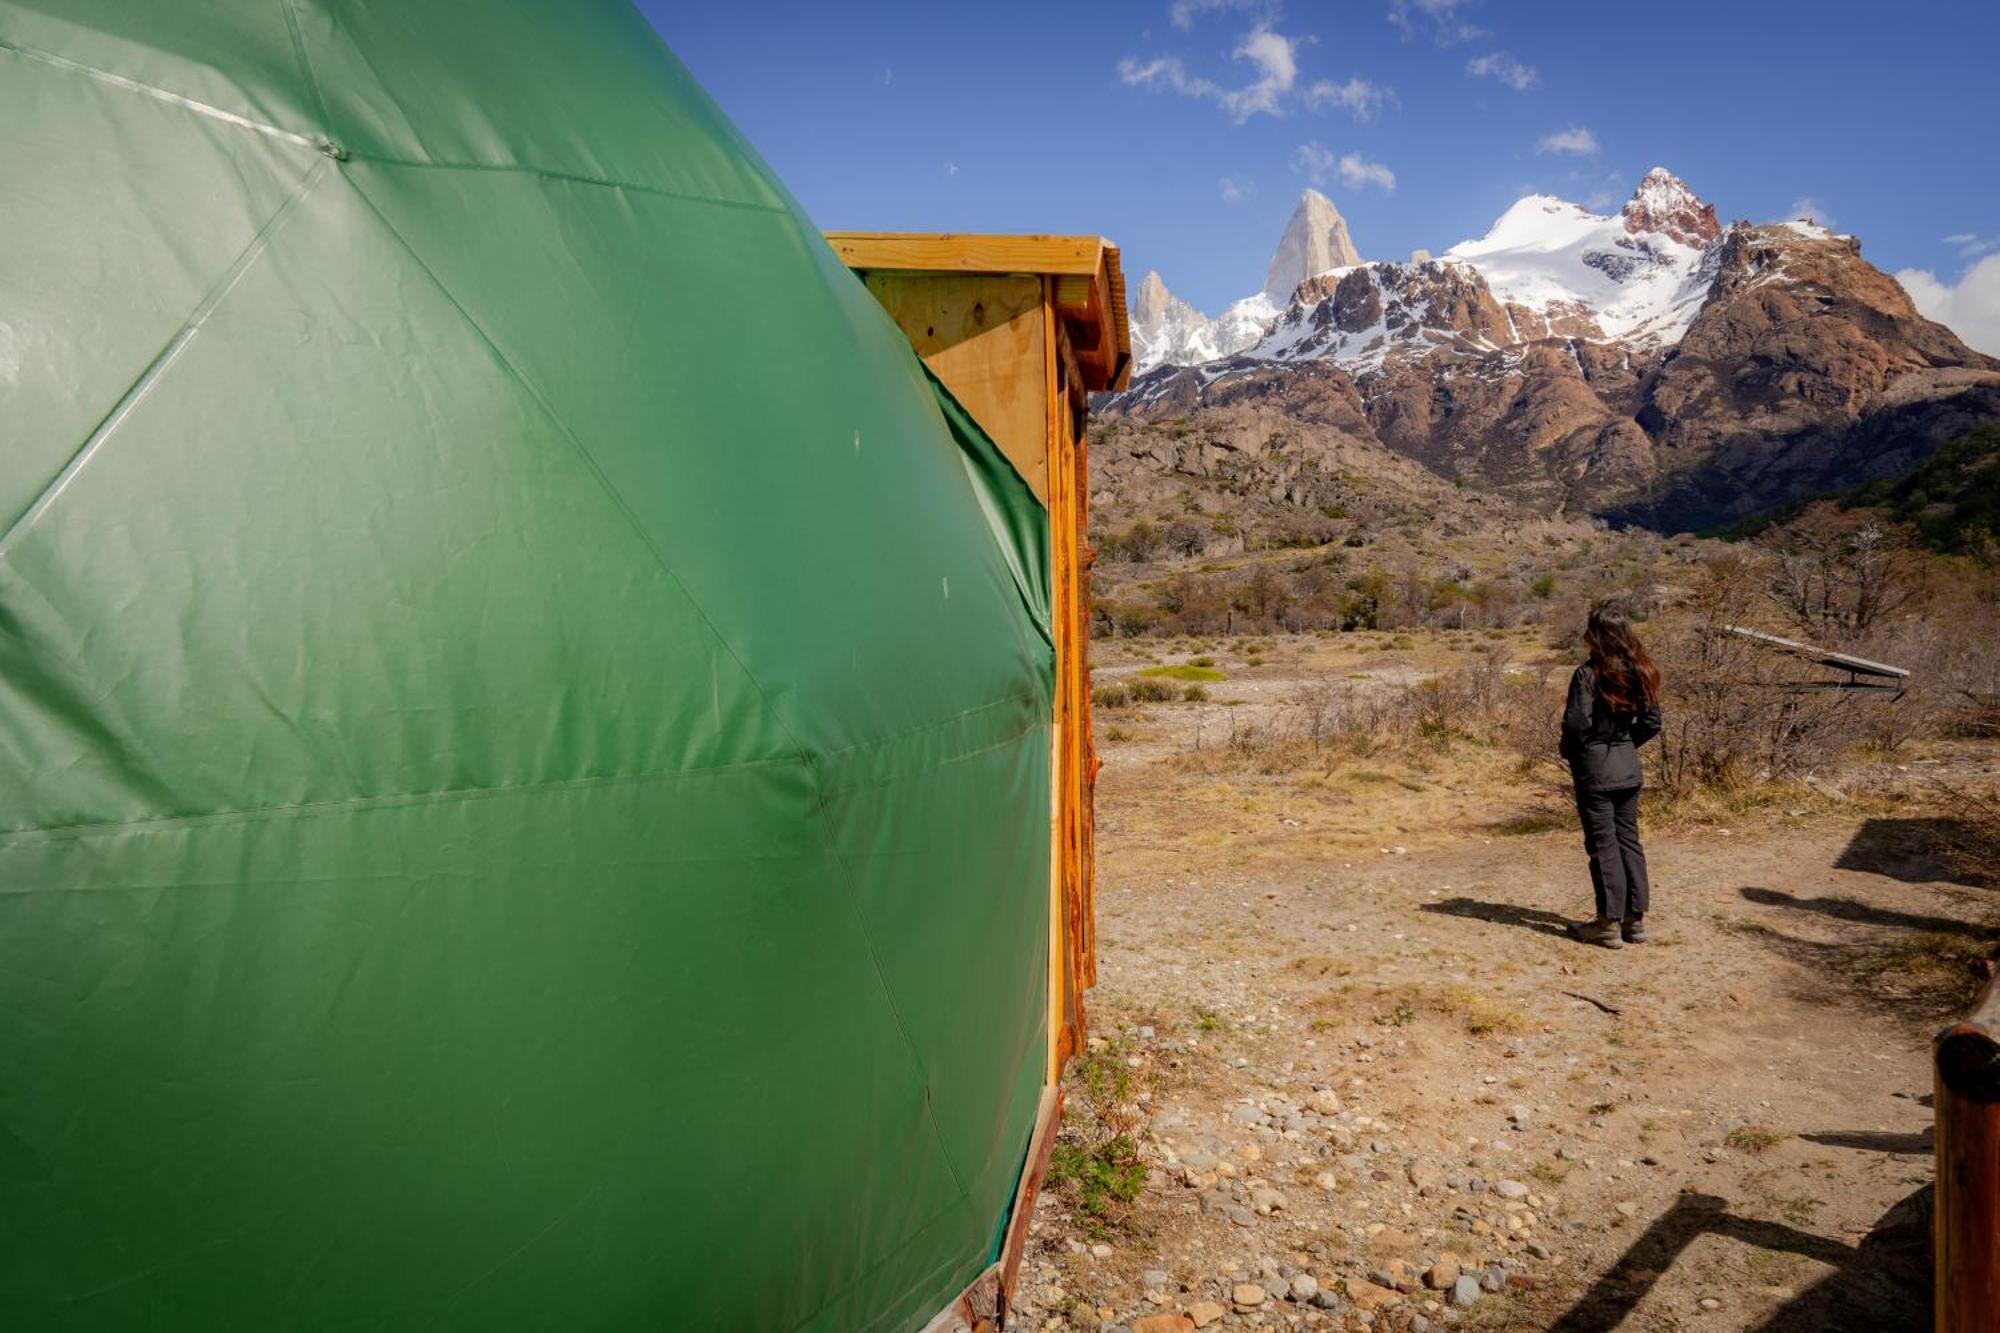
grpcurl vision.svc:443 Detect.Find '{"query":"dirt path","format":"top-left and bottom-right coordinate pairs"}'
top-left (1015, 638), bottom-right (1988, 1333)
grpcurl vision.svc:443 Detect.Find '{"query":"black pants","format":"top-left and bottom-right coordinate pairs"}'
top-left (1574, 784), bottom-right (1650, 921)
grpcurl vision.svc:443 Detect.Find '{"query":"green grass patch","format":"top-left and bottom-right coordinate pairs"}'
top-left (1139, 664), bottom-right (1226, 682)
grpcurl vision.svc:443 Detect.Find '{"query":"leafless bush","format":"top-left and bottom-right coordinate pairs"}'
top-left (1762, 504), bottom-right (1925, 635)
top-left (1647, 554), bottom-right (1861, 791)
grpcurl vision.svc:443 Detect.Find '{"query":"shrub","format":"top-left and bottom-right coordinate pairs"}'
top-left (1182, 684), bottom-right (1210, 703)
top-left (1091, 681), bottom-right (1131, 709)
top-left (1128, 677), bottom-right (1179, 703)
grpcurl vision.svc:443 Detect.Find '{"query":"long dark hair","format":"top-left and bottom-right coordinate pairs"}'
top-left (1584, 601), bottom-right (1660, 715)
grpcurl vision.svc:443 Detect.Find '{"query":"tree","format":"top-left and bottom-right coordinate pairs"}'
top-left (1764, 503), bottom-right (1924, 636)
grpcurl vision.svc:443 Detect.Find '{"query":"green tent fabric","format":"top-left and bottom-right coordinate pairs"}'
top-left (0, 3), bottom-right (1054, 1329)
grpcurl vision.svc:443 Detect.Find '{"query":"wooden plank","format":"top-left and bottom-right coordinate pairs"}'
top-left (998, 1087), bottom-right (1064, 1315)
top-left (862, 272), bottom-right (1049, 502)
top-left (831, 231), bottom-right (1133, 394)
top-left (918, 1264), bottom-right (1003, 1333)
top-left (827, 232), bottom-right (1106, 277)
top-left (1936, 976), bottom-right (2000, 1332)
top-left (1725, 625), bottom-right (1910, 680)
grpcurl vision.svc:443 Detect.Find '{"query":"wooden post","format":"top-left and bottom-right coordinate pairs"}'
top-left (1936, 975), bottom-right (2000, 1333)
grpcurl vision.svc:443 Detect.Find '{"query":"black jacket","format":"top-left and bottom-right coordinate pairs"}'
top-left (1561, 663), bottom-right (1661, 792)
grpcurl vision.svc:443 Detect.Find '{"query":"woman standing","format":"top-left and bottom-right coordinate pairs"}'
top-left (1561, 602), bottom-right (1663, 948)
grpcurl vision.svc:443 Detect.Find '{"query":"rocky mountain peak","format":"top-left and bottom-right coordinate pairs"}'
top-left (1622, 167), bottom-right (1720, 248)
top-left (1264, 189), bottom-right (1364, 302)
top-left (1135, 269), bottom-right (1173, 325)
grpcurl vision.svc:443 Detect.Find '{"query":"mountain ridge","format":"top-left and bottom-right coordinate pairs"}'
top-left (1111, 170), bottom-right (2000, 532)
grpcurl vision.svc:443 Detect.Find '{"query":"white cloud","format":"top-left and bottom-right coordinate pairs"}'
top-left (1293, 142), bottom-right (1336, 181)
top-left (1389, 0), bottom-right (1484, 43)
top-left (1337, 152), bottom-right (1396, 192)
top-left (1942, 231), bottom-right (2000, 259)
top-left (1293, 141), bottom-right (1395, 192)
top-left (880, 67), bottom-right (894, 87)
top-left (1535, 126), bottom-right (1598, 156)
top-left (1218, 176), bottom-right (1255, 203)
top-left (1227, 25), bottom-right (1299, 118)
top-left (1119, 23), bottom-right (1305, 123)
top-left (1783, 196), bottom-right (1834, 228)
top-left (1305, 76), bottom-right (1393, 121)
top-left (944, 162), bottom-right (959, 178)
top-left (1467, 51), bottom-right (1537, 91)
top-left (1898, 255), bottom-right (2000, 356)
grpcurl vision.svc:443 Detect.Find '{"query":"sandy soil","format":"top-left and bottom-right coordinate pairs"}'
top-left (1012, 632), bottom-right (1995, 1333)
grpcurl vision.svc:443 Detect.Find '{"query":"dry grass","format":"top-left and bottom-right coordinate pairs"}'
top-left (1724, 1125), bottom-right (1788, 1154)
top-left (1307, 981), bottom-right (1531, 1039)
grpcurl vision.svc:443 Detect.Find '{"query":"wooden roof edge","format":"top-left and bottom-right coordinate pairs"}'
top-left (828, 231), bottom-right (1133, 393)
top-left (825, 232), bottom-right (1111, 277)
top-left (1102, 243), bottom-right (1131, 391)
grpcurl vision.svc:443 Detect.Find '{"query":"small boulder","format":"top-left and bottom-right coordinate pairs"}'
top-left (1450, 1273), bottom-right (1482, 1308)
top-left (1343, 1278), bottom-right (1401, 1310)
top-left (1232, 1282), bottom-right (1267, 1309)
top-left (1130, 1317), bottom-right (1194, 1333)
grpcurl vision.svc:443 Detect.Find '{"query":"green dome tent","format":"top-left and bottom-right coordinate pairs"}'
top-left (0, 3), bottom-right (1061, 1328)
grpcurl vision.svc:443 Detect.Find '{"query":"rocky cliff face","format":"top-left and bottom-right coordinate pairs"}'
top-left (1110, 172), bottom-right (2000, 531)
top-left (1263, 188), bottom-right (1363, 303)
top-left (1130, 269), bottom-right (1224, 371)
top-left (1130, 190), bottom-right (1368, 374)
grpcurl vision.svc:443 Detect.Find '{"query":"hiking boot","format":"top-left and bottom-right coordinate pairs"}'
top-left (1566, 917), bottom-right (1624, 949)
top-left (1621, 915), bottom-right (1648, 944)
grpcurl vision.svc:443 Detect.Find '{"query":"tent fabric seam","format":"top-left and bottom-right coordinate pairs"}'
top-left (816, 690), bottom-right (1035, 761)
top-left (341, 174), bottom-right (817, 771)
top-left (0, 157), bottom-right (328, 555)
top-left (0, 753), bottom-right (806, 852)
top-left (0, 38), bottom-right (785, 218)
top-left (776, 1189), bottom-right (975, 1333)
top-left (353, 153), bottom-right (789, 215)
top-left (810, 777), bottom-right (976, 1208)
top-left (349, 165), bottom-right (982, 1213)
top-left (0, 692), bottom-right (1041, 848)
top-left (277, 0), bottom-right (334, 133)
top-left (821, 716), bottom-right (1042, 800)
top-left (0, 36), bottom-right (318, 150)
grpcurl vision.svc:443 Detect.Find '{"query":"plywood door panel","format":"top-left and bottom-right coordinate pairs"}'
top-left (860, 272), bottom-right (1049, 503)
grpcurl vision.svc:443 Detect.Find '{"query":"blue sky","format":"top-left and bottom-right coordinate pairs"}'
top-left (647, 0), bottom-right (2000, 345)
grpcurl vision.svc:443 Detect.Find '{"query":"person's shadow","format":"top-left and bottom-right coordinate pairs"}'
top-left (1543, 1187), bottom-right (1931, 1332)
top-left (1418, 896), bottom-right (1570, 937)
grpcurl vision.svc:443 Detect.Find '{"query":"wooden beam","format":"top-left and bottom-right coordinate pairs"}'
top-left (827, 232), bottom-right (1107, 277)
top-left (1937, 976), bottom-right (2000, 1333)
top-left (828, 231), bottom-right (1133, 394)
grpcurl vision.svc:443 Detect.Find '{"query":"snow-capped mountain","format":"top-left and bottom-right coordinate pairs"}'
top-left (1442, 167), bottom-right (1719, 345)
top-left (1130, 189), bottom-right (1364, 374)
top-left (1110, 168), bottom-right (2000, 531)
top-left (1138, 168), bottom-right (1731, 377)
top-left (1130, 270), bottom-right (1222, 369)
